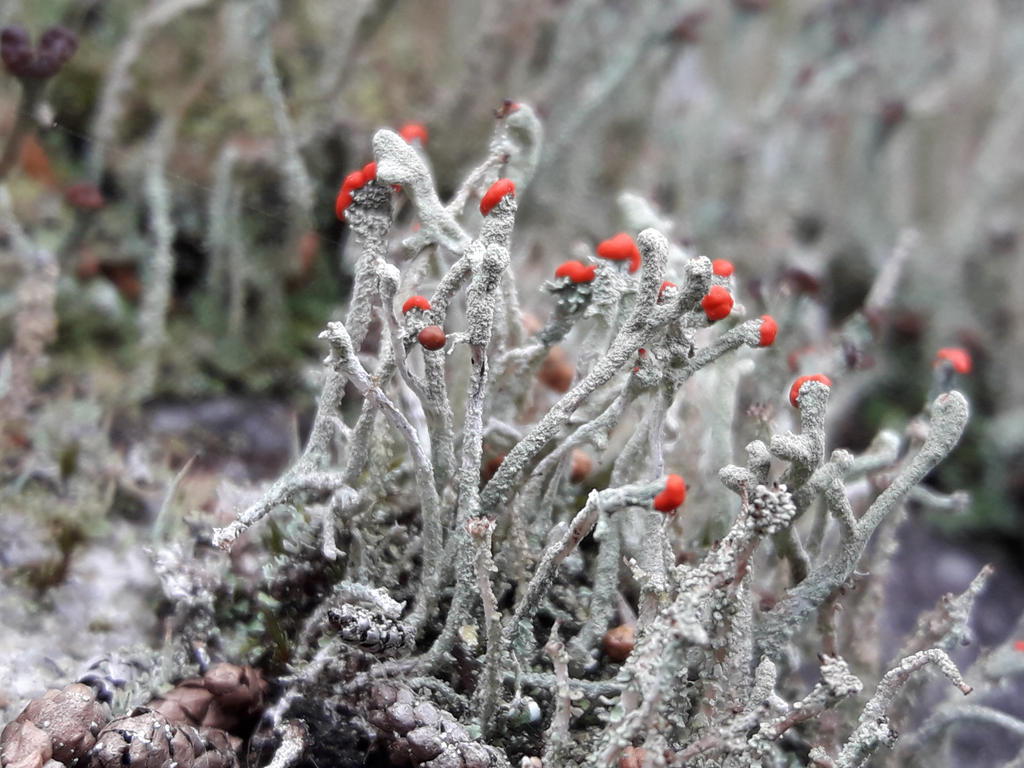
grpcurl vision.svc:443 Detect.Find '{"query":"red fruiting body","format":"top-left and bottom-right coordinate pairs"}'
top-left (334, 188), bottom-right (352, 220)
top-left (1014, 640), bottom-right (1024, 652)
top-left (759, 315), bottom-right (778, 347)
top-left (789, 374), bottom-right (832, 408)
top-left (399, 122), bottom-right (428, 144)
top-left (712, 258), bottom-right (734, 277)
top-left (343, 170), bottom-right (366, 189)
top-left (335, 167), bottom-right (375, 220)
top-left (654, 473), bottom-right (687, 512)
top-left (554, 260), bottom-right (597, 283)
top-left (934, 347), bottom-right (972, 374)
top-left (659, 280), bottom-right (676, 300)
top-left (701, 285), bottom-right (734, 321)
top-left (596, 232), bottom-right (642, 273)
top-left (418, 325), bottom-right (446, 351)
top-left (480, 178), bottom-right (515, 216)
top-left (402, 295), bottom-right (431, 314)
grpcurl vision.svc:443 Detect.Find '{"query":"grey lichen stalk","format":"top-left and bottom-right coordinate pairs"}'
top-left (203, 104), bottom-right (987, 767)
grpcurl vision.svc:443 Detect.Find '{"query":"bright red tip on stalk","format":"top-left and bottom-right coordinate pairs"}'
top-left (934, 347), bottom-right (972, 374)
top-left (712, 259), bottom-right (734, 277)
top-left (759, 315), bottom-right (778, 347)
top-left (1014, 640), bottom-right (1024, 652)
top-left (596, 232), bottom-right (642, 273)
top-left (480, 178), bottom-right (515, 216)
top-left (654, 473), bottom-right (687, 512)
top-left (335, 189), bottom-right (353, 220)
top-left (789, 374), bottom-right (831, 408)
top-left (399, 122), bottom-right (428, 144)
top-left (554, 260), bottom-right (597, 283)
top-left (335, 168), bottom-right (372, 220)
top-left (701, 285), bottom-right (733, 322)
top-left (402, 295), bottom-right (431, 314)
top-left (659, 280), bottom-right (676, 300)
top-left (418, 325), bottom-right (446, 350)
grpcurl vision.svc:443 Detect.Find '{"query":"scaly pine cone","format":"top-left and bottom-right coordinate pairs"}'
top-left (0, 684), bottom-right (109, 768)
top-left (90, 709), bottom-right (238, 768)
top-left (365, 683), bottom-right (509, 768)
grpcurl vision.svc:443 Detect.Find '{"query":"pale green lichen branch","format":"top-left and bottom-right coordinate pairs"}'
top-left (835, 649), bottom-right (971, 768)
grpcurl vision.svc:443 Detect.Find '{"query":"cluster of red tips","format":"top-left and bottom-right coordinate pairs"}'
top-left (402, 295), bottom-right (431, 314)
top-left (418, 325), bottom-right (446, 351)
top-left (480, 178), bottom-right (516, 216)
top-left (399, 122), bottom-right (428, 145)
top-left (658, 280), bottom-right (676, 301)
top-left (789, 373), bottom-right (832, 408)
top-left (554, 260), bottom-right (597, 283)
top-left (934, 347), bottom-right (972, 374)
top-left (759, 315), bottom-right (778, 347)
top-left (654, 473), bottom-right (687, 513)
top-left (701, 285), bottom-right (734, 322)
top-left (596, 232), bottom-right (642, 273)
top-left (712, 259), bottom-right (734, 277)
top-left (334, 162), bottom-right (378, 220)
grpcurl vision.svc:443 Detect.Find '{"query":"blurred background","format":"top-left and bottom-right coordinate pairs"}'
top-left (2, 0), bottom-right (1024, 759)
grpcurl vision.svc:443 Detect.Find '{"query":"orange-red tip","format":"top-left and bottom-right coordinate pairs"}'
top-left (712, 258), bottom-right (734, 277)
top-left (335, 168), bottom-right (371, 220)
top-left (596, 233), bottom-right (641, 273)
top-left (701, 285), bottom-right (734, 322)
top-left (759, 315), bottom-right (778, 347)
top-left (399, 122), bottom-right (428, 144)
top-left (934, 347), bottom-right (972, 374)
top-left (789, 374), bottom-right (832, 408)
top-left (654, 473), bottom-right (687, 512)
top-left (402, 295), bottom-right (431, 314)
top-left (554, 260), bottom-right (597, 283)
top-left (480, 178), bottom-right (516, 216)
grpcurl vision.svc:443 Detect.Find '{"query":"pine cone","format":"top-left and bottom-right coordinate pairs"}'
top-left (365, 683), bottom-right (509, 768)
top-left (90, 710), bottom-right (238, 768)
top-left (0, 684), bottom-right (109, 768)
top-left (0, 720), bottom-right (51, 768)
top-left (149, 664), bottom-right (265, 735)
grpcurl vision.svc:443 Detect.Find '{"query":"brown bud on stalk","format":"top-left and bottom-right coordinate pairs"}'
top-left (538, 346), bottom-right (574, 392)
top-left (603, 623), bottom-right (636, 662)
